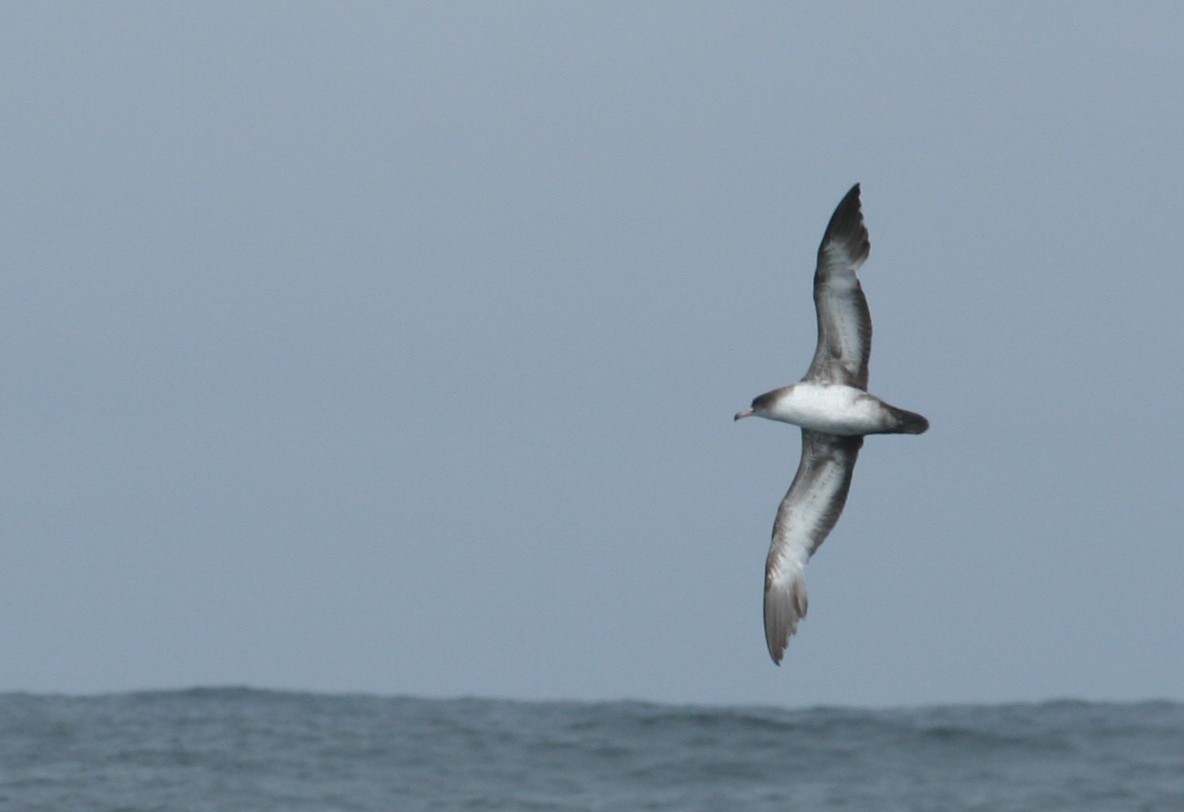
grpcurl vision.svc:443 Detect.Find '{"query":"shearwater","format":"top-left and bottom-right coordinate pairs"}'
top-left (734, 184), bottom-right (928, 665)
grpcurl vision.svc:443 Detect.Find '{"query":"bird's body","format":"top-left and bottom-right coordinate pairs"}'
top-left (742, 383), bottom-right (927, 437)
top-left (735, 184), bottom-right (927, 665)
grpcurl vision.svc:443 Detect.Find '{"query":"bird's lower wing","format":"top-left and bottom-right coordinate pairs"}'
top-left (764, 430), bottom-right (863, 664)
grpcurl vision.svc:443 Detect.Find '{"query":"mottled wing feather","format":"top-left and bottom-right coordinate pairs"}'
top-left (805, 184), bottom-right (872, 389)
top-left (763, 430), bottom-right (863, 664)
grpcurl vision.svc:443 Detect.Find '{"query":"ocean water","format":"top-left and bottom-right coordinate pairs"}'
top-left (1, 689), bottom-right (1181, 811)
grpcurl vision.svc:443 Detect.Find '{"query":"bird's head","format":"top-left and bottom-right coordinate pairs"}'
top-left (734, 387), bottom-right (790, 421)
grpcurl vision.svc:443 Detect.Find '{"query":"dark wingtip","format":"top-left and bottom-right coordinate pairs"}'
top-left (764, 568), bottom-right (807, 665)
top-left (818, 183), bottom-right (869, 263)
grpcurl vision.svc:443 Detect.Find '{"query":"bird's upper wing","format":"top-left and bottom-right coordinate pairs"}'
top-left (763, 429), bottom-right (863, 664)
top-left (804, 184), bottom-right (872, 389)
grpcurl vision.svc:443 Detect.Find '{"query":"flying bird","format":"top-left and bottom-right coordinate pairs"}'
top-left (734, 185), bottom-right (928, 664)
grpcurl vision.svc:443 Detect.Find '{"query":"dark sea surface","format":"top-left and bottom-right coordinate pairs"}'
top-left (1, 689), bottom-right (1182, 811)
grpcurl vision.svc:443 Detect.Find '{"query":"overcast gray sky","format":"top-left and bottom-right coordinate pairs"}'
top-left (3, 3), bottom-right (1182, 708)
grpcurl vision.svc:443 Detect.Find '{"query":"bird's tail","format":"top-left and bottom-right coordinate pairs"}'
top-left (885, 405), bottom-right (929, 435)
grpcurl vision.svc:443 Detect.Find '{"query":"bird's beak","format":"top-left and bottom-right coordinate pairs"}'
top-left (734, 408), bottom-right (754, 421)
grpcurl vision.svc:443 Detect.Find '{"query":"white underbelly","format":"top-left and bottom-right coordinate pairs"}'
top-left (772, 384), bottom-right (888, 435)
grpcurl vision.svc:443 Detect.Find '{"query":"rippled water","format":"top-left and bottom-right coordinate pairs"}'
top-left (2, 689), bottom-right (1182, 810)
